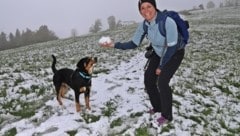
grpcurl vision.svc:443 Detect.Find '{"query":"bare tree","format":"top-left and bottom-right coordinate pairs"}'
top-left (0, 32), bottom-right (7, 47)
top-left (35, 25), bottom-right (58, 42)
top-left (206, 1), bottom-right (215, 9)
top-left (107, 16), bottom-right (116, 30)
top-left (89, 19), bottom-right (102, 33)
top-left (15, 29), bottom-right (21, 46)
top-left (220, 2), bottom-right (224, 8)
top-left (71, 28), bottom-right (78, 41)
top-left (224, 0), bottom-right (238, 7)
top-left (199, 4), bottom-right (204, 10)
top-left (116, 20), bottom-right (123, 28)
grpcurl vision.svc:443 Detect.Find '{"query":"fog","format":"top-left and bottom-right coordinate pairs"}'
top-left (0, 0), bottom-right (223, 38)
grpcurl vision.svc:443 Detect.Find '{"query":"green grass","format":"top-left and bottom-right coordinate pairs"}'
top-left (215, 85), bottom-right (233, 96)
top-left (191, 88), bottom-right (212, 97)
top-left (14, 77), bottom-right (24, 86)
top-left (110, 118), bottom-right (123, 128)
top-left (2, 99), bottom-right (38, 118)
top-left (102, 99), bottom-right (117, 117)
top-left (2, 99), bottom-right (16, 110)
top-left (4, 127), bottom-right (17, 136)
top-left (130, 112), bottom-right (143, 118)
top-left (82, 113), bottom-right (101, 123)
top-left (135, 126), bottom-right (149, 136)
top-left (0, 88), bottom-right (7, 97)
top-left (160, 123), bottom-right (175, 134)
top-left (0, 7), bottom-right (239, 135)
top-left (66, 130), bottom-right (78, 136)
top-left (10, 101), bottom-right (36, 118)
top-left (202, 107), bottom-right (213, 116)
top-left (10, 109), bottom-right (35, 118)
top-left (189, 115), bottom-right (202, 124)
top-left (19, 87), bottom-right (31, 95)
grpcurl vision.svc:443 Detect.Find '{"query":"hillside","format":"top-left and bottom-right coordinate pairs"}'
top-left (0, 7), bottom-right (239, 135)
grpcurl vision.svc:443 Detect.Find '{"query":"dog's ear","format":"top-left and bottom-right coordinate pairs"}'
top-left (77, 57), bottom-right (88, 70)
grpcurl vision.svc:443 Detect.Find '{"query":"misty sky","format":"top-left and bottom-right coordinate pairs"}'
top-left (0, 0), bottom-right (223, 38)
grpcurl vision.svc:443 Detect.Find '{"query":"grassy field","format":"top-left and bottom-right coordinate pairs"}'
top-left (0, 7), bottom-right (239, 135)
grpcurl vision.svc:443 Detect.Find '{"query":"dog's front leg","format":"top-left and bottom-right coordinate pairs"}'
top-left (80, 87), bottom-right (86, 93)
top-left (61, 83), bottom-right (69, 98)
top-left (85, 87), bottom-right (91, 110)
top-left (85, 96), bottom-right (91, 110)
top-left (57, 86), bottom-right (64, 105)
top-left (74, 91), bottom-right (81, 112)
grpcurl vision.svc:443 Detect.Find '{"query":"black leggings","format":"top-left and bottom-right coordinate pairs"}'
top-left (144, 49), bottom-right (184, 121)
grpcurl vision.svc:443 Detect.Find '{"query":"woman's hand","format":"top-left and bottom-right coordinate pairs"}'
top-left (98, 36), bottom-right (114, 48)
top-left (99, 41), bottom-right (114, 48)
top-left (155, 68), bottom-right (161, 75)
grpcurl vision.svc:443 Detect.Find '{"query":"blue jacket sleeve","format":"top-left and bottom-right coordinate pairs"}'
top-left (159, 45), bottom-right (178, 70)
top-left (114, 41), bottom-right (138, 50)
top-left (114, 22), bottom-right (146, 50)
top-left (159, 17), bottom-right (179, 70)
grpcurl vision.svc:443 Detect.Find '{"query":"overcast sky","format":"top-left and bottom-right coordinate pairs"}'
top-left (0, 0), bottom-right (223, 38)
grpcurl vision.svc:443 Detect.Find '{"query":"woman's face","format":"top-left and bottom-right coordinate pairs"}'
top-left (139, 2), bottom-right (157, 21)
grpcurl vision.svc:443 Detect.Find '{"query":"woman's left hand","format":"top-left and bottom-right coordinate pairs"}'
top-left (99, 41), bottom-right (114, 48)
top-left (155, 68), bottom-right (161, 75)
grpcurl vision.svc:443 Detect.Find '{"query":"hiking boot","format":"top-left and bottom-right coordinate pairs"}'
top-left (157, 116), bottom-right (169, 126)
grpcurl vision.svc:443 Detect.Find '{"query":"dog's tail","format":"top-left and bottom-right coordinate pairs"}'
top-left (51, 55), bottom-right (57, 74)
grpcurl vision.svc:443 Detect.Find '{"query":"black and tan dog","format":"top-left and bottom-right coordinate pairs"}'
top-left (51, 55), bottom-right (97, 112)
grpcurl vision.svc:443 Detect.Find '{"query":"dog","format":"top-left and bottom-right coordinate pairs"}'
top-left (51, 55), bottom-right (97, 112)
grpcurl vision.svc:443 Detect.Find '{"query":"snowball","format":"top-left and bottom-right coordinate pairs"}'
top-left (98, 36), bottom-right (112, 44)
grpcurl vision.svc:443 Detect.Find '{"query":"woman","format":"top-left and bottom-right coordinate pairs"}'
top-left (99, 0), bottom-right (184, 125)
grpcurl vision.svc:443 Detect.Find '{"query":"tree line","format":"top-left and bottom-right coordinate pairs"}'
top-left (0, 25), bottom-right (58, 50)
top-left (2, 0), bottom-right (238, 51)
top-left (207, 0), bottom-right (239, 9)
top-left (88, 15), bottom-right (136, 33)
top-left (1, 15), bottom-right (132, 50)
top-left (222, 0), bottom-right (239, 7)
top-left (187, 0), bottom-right (239, 11)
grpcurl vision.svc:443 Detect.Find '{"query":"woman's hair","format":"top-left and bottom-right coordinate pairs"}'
top-left (138, 0), bottom-right (157, 10)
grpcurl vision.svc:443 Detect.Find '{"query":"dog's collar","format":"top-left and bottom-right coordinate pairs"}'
top-left (79, 72), bottom-right (92, 79)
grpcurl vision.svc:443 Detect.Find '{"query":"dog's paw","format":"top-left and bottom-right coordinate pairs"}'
top-left (58, 100), bottom-right (63, 105)
top-left (86, 106), bottom-right (91, 111)
top-left (76, 106), bottom-right (81, 112)
top-left (76, 103), bottom-right (81, 112)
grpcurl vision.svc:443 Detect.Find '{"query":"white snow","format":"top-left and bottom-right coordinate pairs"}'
top-left (98, 36), bottom-right (112, 44)
top-left (0, 7), bottom-right (239, 136)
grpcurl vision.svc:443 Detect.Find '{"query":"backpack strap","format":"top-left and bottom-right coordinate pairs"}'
top-left (156, 10), bottom-right (170, 67)
top-left (156, 10), bottom-right (168, 37)
top-left (142, 20), bottom-right (148, 38)
top-left (143, 10), bottom-right (168, 38)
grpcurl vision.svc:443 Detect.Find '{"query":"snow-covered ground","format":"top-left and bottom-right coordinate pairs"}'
top-left (0, 7), bottom-right (239, 135)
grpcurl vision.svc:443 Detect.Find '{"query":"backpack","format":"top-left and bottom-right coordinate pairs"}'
top-left (143, 10), bottom-right (189, 48)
